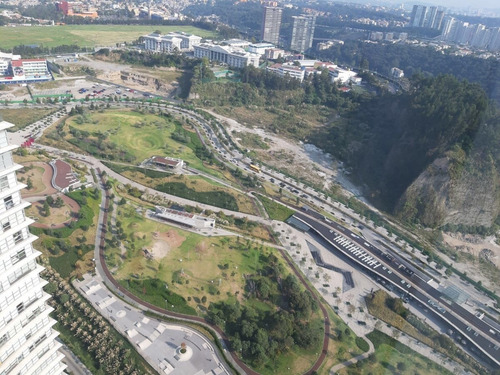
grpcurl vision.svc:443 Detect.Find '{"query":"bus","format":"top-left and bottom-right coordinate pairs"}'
top-left (249, 164), bottom-right (261, 173)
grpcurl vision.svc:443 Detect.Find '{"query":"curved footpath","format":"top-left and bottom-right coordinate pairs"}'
top-left (93, 167), bottom-right (338, 375)
top-left (21, 102), bottom-right (370, 374)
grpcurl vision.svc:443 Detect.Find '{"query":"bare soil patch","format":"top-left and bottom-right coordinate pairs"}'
top-left (443, 232), bottom-right (500, 268)
top-left (20, 162), bottom-right (57, 197)
top-left (150, 239), bottom-right (170, 259)
top-left (27, 194), bottom-right (80, 229)
top-left (156, 229), bottom-right (186, 249)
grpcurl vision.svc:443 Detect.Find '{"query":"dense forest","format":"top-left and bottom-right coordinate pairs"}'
top-left (316, 41), bottom-right (500, 103)
top-left (310, 74), bottom-right (496, 226)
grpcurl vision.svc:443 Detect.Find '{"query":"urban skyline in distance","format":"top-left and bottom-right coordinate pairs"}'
top-left (343, 0), bottom-right (500, 15)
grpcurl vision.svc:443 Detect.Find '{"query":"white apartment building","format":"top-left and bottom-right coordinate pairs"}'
top-left (0, 120), bottom-right (65, 375)
top-left (194, 43), bottom-right (260, 68)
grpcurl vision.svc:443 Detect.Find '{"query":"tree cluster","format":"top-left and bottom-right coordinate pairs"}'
top-left (207, 257), bottom-right (320, 367)
top-left (43, 268), bottom-right (153, 375)
top-left (316, 40), bottom-right (500, 103)
top-left (311, 74), bottom-right (489, 213)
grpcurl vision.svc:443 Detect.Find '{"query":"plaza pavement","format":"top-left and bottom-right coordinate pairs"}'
top-left (74, 274), bottom-right (230, 375)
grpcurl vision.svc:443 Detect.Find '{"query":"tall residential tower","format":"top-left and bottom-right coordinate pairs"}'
top-left (261, 6), bottom-right (282, 45)
top-left (290, 14), bottom-right (316, 53)
top-left (0, 120), bottom-right (65, 375)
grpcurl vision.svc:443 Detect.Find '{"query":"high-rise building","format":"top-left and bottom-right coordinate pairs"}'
top-left (434, 10), bottom-right (445, 30)
top-left (261, 6), bottom-right (282, 45)
top-left (0, 120), bottom-right (65, 375)
top-left (423, 6), bottom-right (437, 28)
top-left (410, 4), bottom-right (445, 30)
top-left (290, 14), bottom-right (316, 53)
top-left (410, 5), bottom-right (427, 27)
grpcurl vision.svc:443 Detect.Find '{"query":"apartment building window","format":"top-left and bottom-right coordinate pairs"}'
top-left (0, 176), bottom-right (9, 192)
top-left (11, 248), bottom-right (26, 265)
top-left (0, 131), bottom-right (8, 148)
top-left (0, 333), bottom-right (8, 348)
top-left (4, 195), bottom-right (14, 210)
top-left (2, 220), bottom-right (11, 232)
top-left (0, 152), bottom-right (13, 170)
top-left (13, 230), bottom-right (23, 244)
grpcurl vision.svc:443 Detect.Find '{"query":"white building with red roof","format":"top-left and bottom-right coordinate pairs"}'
top-left (150, 156), bottom-right (184, 172)
top-left (0, 53), bottom-right (51, 84)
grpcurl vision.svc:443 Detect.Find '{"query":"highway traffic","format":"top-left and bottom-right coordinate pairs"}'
top-left (291, 210), bottom-right (500, 368)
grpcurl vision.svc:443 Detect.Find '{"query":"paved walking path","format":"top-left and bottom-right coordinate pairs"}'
top-left (329, 338), bottom-right (374, 373)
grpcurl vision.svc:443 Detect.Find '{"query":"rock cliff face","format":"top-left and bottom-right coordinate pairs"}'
top-left (396, 155), bottom-right (500, 228)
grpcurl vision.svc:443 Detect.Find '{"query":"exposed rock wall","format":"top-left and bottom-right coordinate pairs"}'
top-left (396, 155), bottom-right (500, 227)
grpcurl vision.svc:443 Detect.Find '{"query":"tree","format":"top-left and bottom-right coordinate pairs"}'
top-left (43, 200), bottom-right (50, 217)
top-left (46, 195), bottom-right (54, 206)
top-left (55, 196), bottom-right (64, 208)
top-left (26, 177), bottom-right (33, 190)
top-left (397, 362), bottom-right (407, 371)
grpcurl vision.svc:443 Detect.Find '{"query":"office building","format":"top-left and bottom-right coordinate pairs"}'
top-left (248, 43), bottom-right (275, 55)
top-left (290, 14), bottom-right (316, 53)
top-left (261, 6), bottom-right (282, 45)
top-left (143, 32), bottom-right (202, 52)
top-left (0, 120), bottom-right (66, 375)
top-left (194, 43), bottom-right (260, 68)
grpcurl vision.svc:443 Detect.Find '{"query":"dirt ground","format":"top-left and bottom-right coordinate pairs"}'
top-left (150, 229), bottom-right (186, 259)
top-left (150, 239), bottom-right (170, 259)
top-left (60, 55), bottom-right (179, 96)
top-left (21, 162), bottom-right (57, 197)
top-left (442, 232), bottom-right (500, 293)
top-left (207, 110), bottom-right (362, 196)
top-left (442, 232), bottom-right (500, 268)
top-left (29, 194), bottom-right (80, 229)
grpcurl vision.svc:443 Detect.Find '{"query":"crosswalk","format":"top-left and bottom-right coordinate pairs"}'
top-left (333, 234), bottom-right (381, 270)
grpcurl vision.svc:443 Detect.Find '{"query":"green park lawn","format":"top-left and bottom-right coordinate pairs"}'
top-left (0, 108), bottom-right (55, 131)
top-left (111, 204), bottom-right (273, 311)
top-left (0, 25), bottom-right (216, 49)
top-left (108, 204), bottom-right (322, 374)
top-left (63, 109), bottom-right (227, 178)
top-left (338, 330), bottom-right (454, 375)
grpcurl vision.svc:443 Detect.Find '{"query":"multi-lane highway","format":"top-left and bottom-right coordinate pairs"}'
top-left (291, 210), bottom-right (500, 369)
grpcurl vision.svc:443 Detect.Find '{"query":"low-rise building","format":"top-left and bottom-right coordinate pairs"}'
top-left (150, 156), bottom-right (184, 172)
top-left (194, 43), bottom-right (260, 68)
top-left (390, 67), bottom-right (404, 78)
top-left (328, 67), bottom-right (362, 85)
top-left (143, 32), bottom-right (202, 52)
top-left (222, 39), bottom-right (251, 49)
top-left (267, 63), bottom-right (305, 81)
top-left (153, 206), bottom-right (215, 229)
top-left (143, 33), bottom-right (181, 52)
top-left (0, 55), bottom-right (51, 84)
top-left (264, 48), bottom-right (285, 60)
top-left (316, 39), bottom-right (344, 51)
top-left (248, 42), bottom-right (275, 55)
